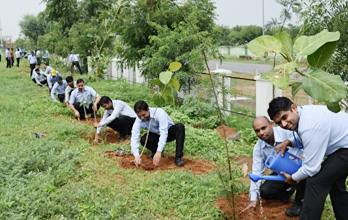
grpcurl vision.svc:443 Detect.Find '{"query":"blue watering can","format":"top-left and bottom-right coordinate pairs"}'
top-left (248, 151), bottom-right (302, 182)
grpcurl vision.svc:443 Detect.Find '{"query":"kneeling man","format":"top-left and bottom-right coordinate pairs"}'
top-left (131, 100), bottom-right (185, 167)
top-left (94, 96), bottom-right (136, 141)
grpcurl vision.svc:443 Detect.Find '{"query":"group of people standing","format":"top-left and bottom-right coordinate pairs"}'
top-left (2, 48), bottom-right (21, 68)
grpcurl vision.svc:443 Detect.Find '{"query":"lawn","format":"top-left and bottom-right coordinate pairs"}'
top-left (0, 60), bottom-right (257, 219)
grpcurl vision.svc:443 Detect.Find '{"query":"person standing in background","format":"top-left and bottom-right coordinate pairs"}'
top-left (68, 52), bottom-right (83, 75)
top-left (5, 48), bottom-right (11, 68)
top-left (36, 49), bottom-right (41, 65)
top-left (28, 51), bottom-right (37, 76)
top-left (42, 50), bottom-right (50, 65)
top-left (10, 48), bottom-right (14, 67)
top-left (0, 48), bottom-right (2, 62)
top-left (15, 49), bottom-right (21, 67)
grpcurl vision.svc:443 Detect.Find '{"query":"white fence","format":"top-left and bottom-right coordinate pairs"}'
top-left (103, 57), bottom-right (290, 117)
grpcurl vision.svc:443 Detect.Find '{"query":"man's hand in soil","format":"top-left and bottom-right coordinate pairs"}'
top-left (135, 156), bottom-right (142, 166)
top-left (74, 110), bottom-right (80, 119)
top-left (281, 172), bottom-right (298, 185)
top-left (153, 151), bottom-right (162, 166)
top-left (276, 139), bottom-right (291, 157)
top-left (93, 122), bottom-right (100, 128)
top-left (240, 201), bottom-right (257, 214)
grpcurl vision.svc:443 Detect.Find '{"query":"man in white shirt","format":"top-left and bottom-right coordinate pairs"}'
top-left (15, 49), bottom-right (21, 67)
top-left (50, 76), bottom-right (67, 102)
top-left (28, 51), bottom-right (37, 75)
top-left (65, 76), bottom-right (76, 108)
top-left (47, 69), bottom-right (61, 92)
top-left (43, 63), bottom-right (52, 76)
top-left (36, 49), bottom-right (41, 65)
top-left (42, 50), bottom-right (50, 64)
top-left (94, 96), bottom-right (136, 142)
top-left (241, 116), bottom-right (305, 217)
top-left (5, 48), bottom-right (11, 68)
top-left (131, 100), bottom-right (185, 167)
top-left (68, 79), bottom-right (101, 120)
top-left (268, 97), bottom-right (348, 220)
top-left (68, 52), bottom-right (83, 75)
top-left (33, 66), bottom-right (47, 86)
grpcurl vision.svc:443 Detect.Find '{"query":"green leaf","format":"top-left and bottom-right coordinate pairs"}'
top-left (151, 78), bottom-right (162, 86)
top-left (291, 81), bottom-right (303, 99)
top-left (168, 62), bottom-right (182, 72)
top-left (275, 31), bottom-right (293, 60)
top-left (307, 41), bottom-right (337, 68)
top-left (302, 69), bottom-right (347, 102)
top-left (168, 78), bottom-right (180, 91)
top-left (293, 29), bottom-right (340, 56)
top-left (261, 62), bottom-right (297, 89)
top-left (326, 102), bottom-right (341, 113)
top-left (153, 94), bottom-right (165, 106)
top-left (247, 35), bottom-right (282, 57)
top-left (162, 87), bottom-right (174, 105)
top-left (159, 71), bottom-right (173, 85)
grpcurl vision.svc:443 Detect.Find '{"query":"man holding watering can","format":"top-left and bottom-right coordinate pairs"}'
top-left (268, 97), bottom-right (348, 220)
top-left (241, 116), bottom-right (305, 216)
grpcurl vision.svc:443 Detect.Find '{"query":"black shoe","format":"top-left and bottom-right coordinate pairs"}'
top-left (148, 153), bottom-right (154, 159)
top-left (174, 157), bottom-right (184, 167)
top-left (286, 202), bottom-right (302, 217)
top-left (117, 135), bottom-right (125, 140)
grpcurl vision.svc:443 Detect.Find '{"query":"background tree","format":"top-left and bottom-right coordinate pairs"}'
top-left (300, 0), bottom-right (348, 81)
top-left (19, 14), bottom-right (47, 45)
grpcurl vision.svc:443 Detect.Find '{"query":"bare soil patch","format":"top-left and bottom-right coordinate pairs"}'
top-left (216, 125), bottom-right (240, 140)
top-left (85, 130), bottom-right (130, 145)
top-left (215, 193), bottom-right (297, 220)
top-left (103, 152), bottom-right (215, 175)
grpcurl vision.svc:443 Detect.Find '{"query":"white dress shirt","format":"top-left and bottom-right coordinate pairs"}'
top-left (28, 55), bottom-right (37, 64)
top-left (65, 81), bottom-right (77, 103)
top-left (249, 127), bottom-right (304, 201)
top-left (291, 105), bottom-right (348, 181)
top-left (97, 100), bottom-right (136, 134)
top-left (51, 80), bottom-right (67, 101)
top-left (68, 86), bottom-right (99, 105)
top-left (131, 107), bottom-right (174, 157)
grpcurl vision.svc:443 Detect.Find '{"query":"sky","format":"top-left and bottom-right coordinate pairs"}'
top-left (0, 0), bottom-right (298, 41)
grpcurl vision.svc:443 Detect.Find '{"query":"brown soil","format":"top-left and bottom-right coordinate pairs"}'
top-left (103, 152), bottom-right (215, 175)
top-left (216, 125), bottom-right (240, 140)
top-left (215, 194), bottom-right (297, 220)
top-left (85, 130), bottom-right (131, 145)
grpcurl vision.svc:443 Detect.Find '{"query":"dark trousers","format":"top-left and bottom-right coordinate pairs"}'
top-left (6, 58), bottom-right (11, 68)
top-left (57, 94), bottom-right (65, 103)
top-left (40, 80), bottom-right (47, 85)
top-left (300, 148), bottom-right (348, 220)
top-left (30, 64), bottom-right (36, 76)
top-left (107, 116), bottom-right (135, 137)
top-left (37, 58), bottom-right (41, 65)
top-left (74, 102), bottom-right (99, 119)
top-left (260, 172), bottom-right (306, 203)
top-left (71, 61), bottom-right (83, 75)
top-left (11, 57), bottom-right (14, 66)
top-left (140, 123), bottom-right (185, 158)
top-left (0, 55), bottom-right (1, 62)
top-left (16, 58), bottom-right (20, 67)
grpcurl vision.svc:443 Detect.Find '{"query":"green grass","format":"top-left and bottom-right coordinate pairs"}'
top-left (0, 61), bottom-right (255, 219)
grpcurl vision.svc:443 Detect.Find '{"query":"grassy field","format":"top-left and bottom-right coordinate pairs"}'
top-left (0, 60), bottom-right (257, 219)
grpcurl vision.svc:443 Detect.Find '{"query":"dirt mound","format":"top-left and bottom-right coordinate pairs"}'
top-left (104, 152), bottom-right (215, 175)
top-left (215, 193), bottom-right (297, 220)
top-left (85, 130), bottom-right (131, 145)
top-left (216, 125), bottom-right (240, 140)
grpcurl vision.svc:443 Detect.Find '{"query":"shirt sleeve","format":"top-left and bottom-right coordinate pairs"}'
top-left (292, 127), bottom-right (329, 181)
top-left (99, 102), bottom-right (122, 127)
top-left (131, 119), bottom-right (142, 157)
top-left (249, 141), bottom-right (264, 201)
top-left (65, 87), bottom-right (70, 102)
top-left (50, 83), bottom-right (58, 101)
top-left (47, 75), bottom-right (52, 88)
top-left (69, 90), bottom-right (76, 104)
top-left (156, 110), bottom-right (170, 152)
top-left (97, 111), bottom-right (110, 134)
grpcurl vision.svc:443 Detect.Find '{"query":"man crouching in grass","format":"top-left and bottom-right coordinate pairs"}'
top-left (131, 100), bottom-right (185, 167)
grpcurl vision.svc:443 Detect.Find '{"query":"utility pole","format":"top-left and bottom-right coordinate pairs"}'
top-left (262, 0), bottom-right (265, 35)
top-left (0, 18), bottom-right (3, 48)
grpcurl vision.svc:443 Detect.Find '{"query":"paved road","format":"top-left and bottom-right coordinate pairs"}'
top-left (208, 60), bottom-right (272, 74)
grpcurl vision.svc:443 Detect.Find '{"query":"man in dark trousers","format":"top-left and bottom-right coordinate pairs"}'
top-left (268, 97), bottom-right (348, 220)
top-left (94, 96), bottom-right (136, 141)
top-left (131, 100), bottom-right (185, 167)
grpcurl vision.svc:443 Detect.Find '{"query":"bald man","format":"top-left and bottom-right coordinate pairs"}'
top-left (241, 116), bottom-right (305, 217)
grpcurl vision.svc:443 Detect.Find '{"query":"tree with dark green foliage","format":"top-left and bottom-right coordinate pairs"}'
top-left (19, 14), bottom-right (47, 45)
top-left (300, 0), bottom-right (348, 81)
